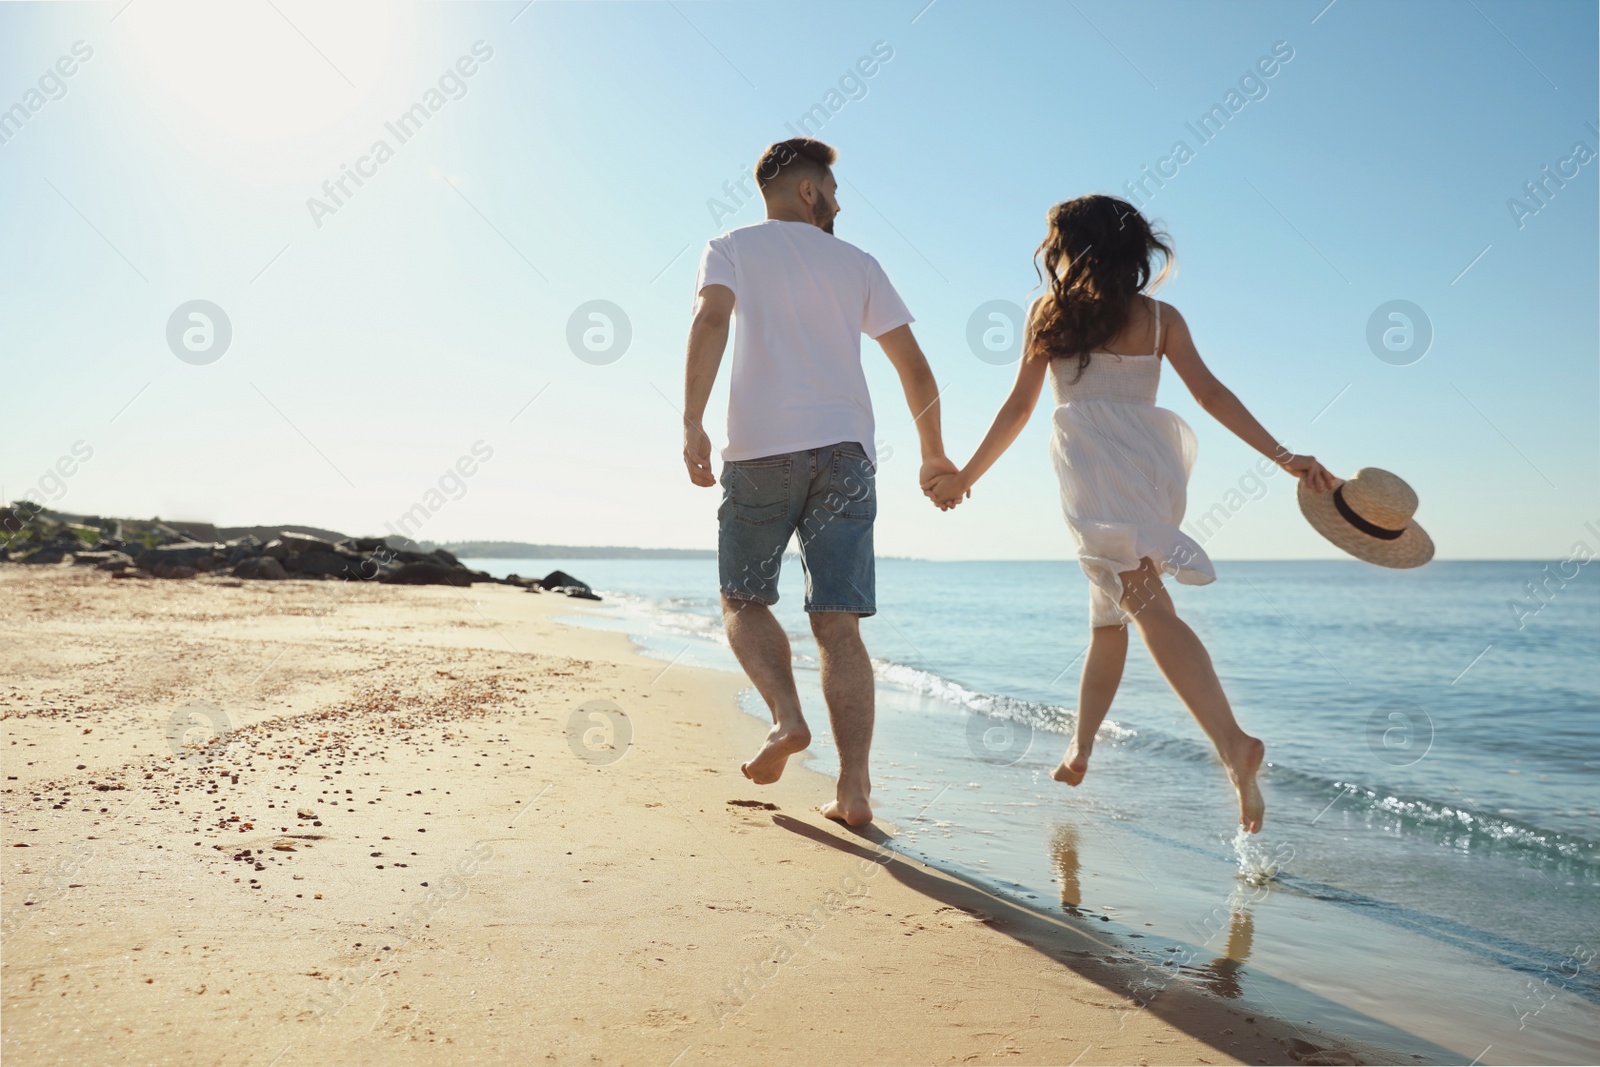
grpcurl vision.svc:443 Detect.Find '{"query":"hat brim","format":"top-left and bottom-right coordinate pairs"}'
top-left (1298, 478), bottom-right (1434, 568)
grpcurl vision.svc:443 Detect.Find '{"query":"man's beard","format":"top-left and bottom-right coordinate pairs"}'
top-left (813, 201), bottom-right (836, 234)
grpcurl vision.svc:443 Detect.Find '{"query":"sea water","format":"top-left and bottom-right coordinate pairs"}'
top-left (467, 557), bottom-right (1599, 1065)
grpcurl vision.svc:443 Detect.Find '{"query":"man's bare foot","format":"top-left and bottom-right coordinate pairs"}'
top-left (1224, 735), bottom-right (1266, 833)
top-left (740, 722), bottom-right (811, 785)
top-left (820, 792), bottom-right (872, 828)
top-left (1052, 738), bottom-right (1092, 786)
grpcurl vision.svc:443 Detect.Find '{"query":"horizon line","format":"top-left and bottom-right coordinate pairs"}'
top-left (452, 552), bottom-right (1555, 564)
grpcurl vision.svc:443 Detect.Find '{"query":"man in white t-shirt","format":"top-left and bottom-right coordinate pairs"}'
top-left (681, 137), bottom-right (956, 827)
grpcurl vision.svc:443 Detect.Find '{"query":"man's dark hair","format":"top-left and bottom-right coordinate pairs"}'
top-left (754, 137), bottom-right (836, 192)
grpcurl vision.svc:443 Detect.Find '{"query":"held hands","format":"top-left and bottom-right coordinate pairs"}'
top-left (1277, 451), bottom-right (1336, 494)
top-left (683, 421), bottom-right (716, 487)
top-left (685, 438), bottom-right (979, 506)
top-left (919, 455), bottom-right (970, 512)
top-left (925, 472), bottom-right (969, 511)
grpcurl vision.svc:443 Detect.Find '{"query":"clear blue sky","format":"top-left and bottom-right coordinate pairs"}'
top-left (2, 0), bottom-right (1595, 560)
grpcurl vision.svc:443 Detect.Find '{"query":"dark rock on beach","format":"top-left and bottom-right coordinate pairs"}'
top-left (233, 556), bottom-right (288, 581)
top-left (225, 535), bottom-right (264, 564)
top-left (6, 522), bottom-right (91, 563)
top-left (344, 537), bottom-right (390, 553)
top-left (539, 569), bottom-right (600, 600)
top-left (274, 531), bottom-right (358, 557)
top-left (539, 570), bottom-right (590, 593)
top-left (3, 505), bottom-right (601, 601)
top-left (290, 550), bottom-right (363, 580)
top-left (78, 550), bottom-right (135, 571)
top-left (382, 561), bottom-right (473, 587)
top-left (135, 543), bottom-right (226, 569)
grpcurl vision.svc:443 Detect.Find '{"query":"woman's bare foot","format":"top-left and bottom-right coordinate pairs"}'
top-left (1223, 735), bottom-right (1266, 833)
top-left (820, 784), bottom-right (872, 827)
top-left (741, 722), bottom-right (811, 785)
top-left (1052, 738), bottom-right (1093, 786)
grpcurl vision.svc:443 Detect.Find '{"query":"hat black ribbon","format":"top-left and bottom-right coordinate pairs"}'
top-left (1333, 485), bottom-right (1406, 541)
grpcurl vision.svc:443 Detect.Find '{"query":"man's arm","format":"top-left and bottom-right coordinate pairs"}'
top-left (873, 323), bottom-right (955, 488)
top-left (682, 283), bottom-right (735, 487)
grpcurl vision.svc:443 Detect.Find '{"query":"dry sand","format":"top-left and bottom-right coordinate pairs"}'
top-left (1, 565), bottom-right (1371, 1065)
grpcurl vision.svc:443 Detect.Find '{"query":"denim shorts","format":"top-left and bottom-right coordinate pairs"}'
top-left (717, 440), bottom-right (876, 615)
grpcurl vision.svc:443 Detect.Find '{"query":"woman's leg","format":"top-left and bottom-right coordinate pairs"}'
top-left (1118, 558), bottom-right (1267, 832)
top-left (1053, 623), bottom-right (1127, 786)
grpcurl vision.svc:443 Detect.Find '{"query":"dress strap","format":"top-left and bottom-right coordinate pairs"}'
top-left (1150, 296), bottom-right (1162, 356)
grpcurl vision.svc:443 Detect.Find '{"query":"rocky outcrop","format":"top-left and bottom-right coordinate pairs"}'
top-left (539, 569), bottom-right (600, 600)
top-left (134, 543), bottom-right (227, 569)
top-left (538, 570), bottom-right (589, 592)
top-left (233, 556), bottom-right (287, 581)
top-left (384, 561), bottom-right (473, 587)
top-left (2, 506), bottom-right (600, 599)
top-left (71, 550), bottom-right (134, 571)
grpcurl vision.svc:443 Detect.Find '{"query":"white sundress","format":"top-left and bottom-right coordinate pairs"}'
top-left (1047, 298), bottom-right (1216, 627)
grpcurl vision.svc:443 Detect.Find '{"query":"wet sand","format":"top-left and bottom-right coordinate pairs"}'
top-left (1, 565), bottom-right (1376, 1065)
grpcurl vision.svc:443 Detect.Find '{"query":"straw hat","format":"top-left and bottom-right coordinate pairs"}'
top-left (1298, 467), bottom-right (1433, 568)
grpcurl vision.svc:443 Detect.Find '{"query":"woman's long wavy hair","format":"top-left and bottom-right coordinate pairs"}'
top-left (1026, 195), bottom-right (1175, 380)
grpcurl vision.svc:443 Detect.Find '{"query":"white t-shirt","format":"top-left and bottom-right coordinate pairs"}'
top-left (694, 219), bottom-right (913, 468)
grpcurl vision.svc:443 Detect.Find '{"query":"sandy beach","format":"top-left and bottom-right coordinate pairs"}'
top-left (1, 565), bottom-right (1373, 1066)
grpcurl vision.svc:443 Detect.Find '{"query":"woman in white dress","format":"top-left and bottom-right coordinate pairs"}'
top-left (925, 195), bottom-right (1335, 833)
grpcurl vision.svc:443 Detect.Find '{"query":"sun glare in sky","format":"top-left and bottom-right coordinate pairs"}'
top-left (111, 0), bottom-right (415, 182)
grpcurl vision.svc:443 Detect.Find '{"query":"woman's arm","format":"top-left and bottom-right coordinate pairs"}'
top-left (922, 302), bottom-right (1052, 509)
top-left (1161, 303), bottom-right (1336, 494)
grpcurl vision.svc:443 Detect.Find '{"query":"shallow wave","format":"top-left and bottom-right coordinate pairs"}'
top-left (870, 658), bottom-right (1598, 869)
top-left (871, 660), bottom-right (1136, 741)
top-left (603, 590), bottom-right (1598, 870)
top-left (1269, 764), bottom-right (1600, 867)
top-left (600, 591), bottom-right (729, 645)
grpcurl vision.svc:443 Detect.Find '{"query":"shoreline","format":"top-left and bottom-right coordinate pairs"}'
top-left (549, 584), bottom-right (1477, 1067)
top-left (2, 564), bottom-right (1387, 1065)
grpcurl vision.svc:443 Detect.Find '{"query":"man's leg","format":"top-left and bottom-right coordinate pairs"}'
top-left (797, 441), bottom-right (878, 826)
top-left (716, 448), bottom-right (808, 783)
top-left (810, 611), bottom-right (874, 826)
top-left (725, 595), bottom-right (812, 784)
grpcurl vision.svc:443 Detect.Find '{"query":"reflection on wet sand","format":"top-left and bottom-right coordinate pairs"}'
top-left (1036, 822), bottom-right (1468, 1063)
top-left (1050, 823), bottom-right (1083, 915)
top-left (1051, 821), bottom-right (1258, 1000)
top-left (1196, 906), bottom-right (1255, 999)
